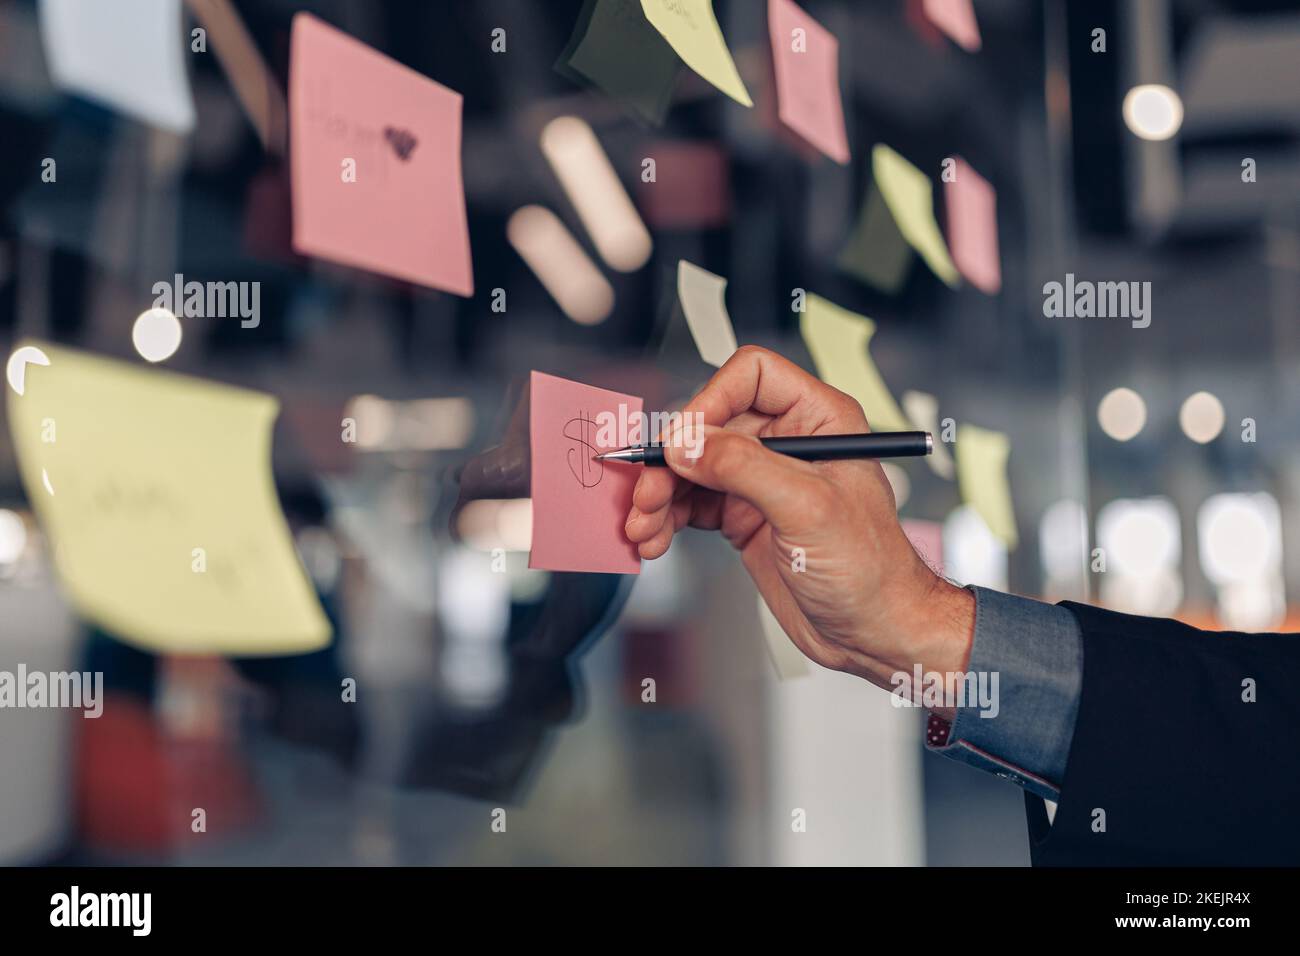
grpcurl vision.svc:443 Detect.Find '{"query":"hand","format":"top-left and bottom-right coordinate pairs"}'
top-left (625, 346), bottom-right (975, 716)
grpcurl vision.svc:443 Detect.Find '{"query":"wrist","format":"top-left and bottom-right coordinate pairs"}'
top-left (875, 568), bottom-right (976, 721)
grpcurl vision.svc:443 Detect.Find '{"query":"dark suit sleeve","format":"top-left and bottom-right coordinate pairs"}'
top-left (1026, 601), bottom-right (1300, 865)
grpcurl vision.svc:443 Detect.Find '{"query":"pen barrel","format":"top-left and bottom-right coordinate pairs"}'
top-left (758, 431), bottom-right (931, 460)
top-left (639, 431), bottom-right (931, 465)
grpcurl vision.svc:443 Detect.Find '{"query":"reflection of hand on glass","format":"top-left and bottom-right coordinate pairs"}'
top-left (450, 385), bottom-right (530, 514)
top-left (435, 382), bottom-right (632, 801)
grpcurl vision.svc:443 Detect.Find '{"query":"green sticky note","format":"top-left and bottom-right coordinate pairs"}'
top-left (557, 0), bottom-right (682, 125)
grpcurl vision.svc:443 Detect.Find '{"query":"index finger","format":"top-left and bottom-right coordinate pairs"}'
top-left (631, 345), bottom-right (864, 515)
top-left (685, 344), bottom-right (857, 428)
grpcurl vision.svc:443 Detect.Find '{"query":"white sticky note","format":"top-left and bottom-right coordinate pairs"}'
top-left (677, 260), bottom-right (739, 368)
top-left (757, 593), bottom-right (809, 680)
top-left (39, 0), bottom-right (195, 133)
top-left (902, 390), bottom-right (954, 480)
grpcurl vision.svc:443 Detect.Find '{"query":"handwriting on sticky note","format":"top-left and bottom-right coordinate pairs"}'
top-left (767, 0), bottom-right (849, 164)
top-left (956, 424), bottom-right (1018, 548)
top-left (289, 13), bottom-right (473, 295)
top-left (6, 342), bottom-right (331, 654)
top-left (563, 411), bottom-right (608, 488)
top-left (945, 156), bottom-right (1001, 294)
top-left (800, 293), bottom-right (911, 432)
top-left (677, 260), bottom-right (739, 368)
top-left (872, 144), bottom-right (960, 288)
top-left (382, 126), bottom-right (418, 161)
top-left (529, 372), bottom-right (642, 574)
top-left (640, 0), bottom-right (752, 107)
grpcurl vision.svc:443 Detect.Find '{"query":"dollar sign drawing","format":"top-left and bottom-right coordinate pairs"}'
top-left (563, 411), bottom-right (604, 488)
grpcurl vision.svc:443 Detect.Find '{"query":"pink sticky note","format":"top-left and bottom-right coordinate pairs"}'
top-left (767, 0), bottom-right (850, 165)
top-left (902, 519), bottom-right (945, 576)
top-left (289, 13), bottom-right (473, 295)
top-left (922, 0), bottom-right (982, 53)
top-left (529, 372), bottom-right (642, 575)
top-left (944, 157), bottom-right (1001, 295)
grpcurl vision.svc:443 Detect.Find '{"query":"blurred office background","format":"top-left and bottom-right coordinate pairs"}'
top-left (1, 0), bottom-right (1298, 865)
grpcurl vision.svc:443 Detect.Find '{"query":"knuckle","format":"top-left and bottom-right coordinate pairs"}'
top-left (836, 393), bottom-right (868, 424)
top-left (707, 433), bottom-right (751, 474)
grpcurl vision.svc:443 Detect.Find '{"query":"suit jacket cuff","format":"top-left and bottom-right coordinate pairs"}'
top-left (925, 586), bottom-right (1083, 800)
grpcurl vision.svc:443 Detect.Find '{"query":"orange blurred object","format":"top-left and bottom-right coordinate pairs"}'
top-left (76, 692), bottom-right (260, 855)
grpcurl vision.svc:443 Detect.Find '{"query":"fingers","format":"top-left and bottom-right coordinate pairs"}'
top-left (628, 348), bottom-right (817, 526)
top-left (635, 497), bottom-right (692, 559)
top-left (455, 441), bottom-right (529, 500)
top-left (631, 459), bottom-right (679, 514)
top-left (684, 345), bottom-right (868, 434)
top-left (627, 344), bottom-right (862, 556)
top-left (627, 486), bottom-right (723, 550)
top-left (662, 426), bottom-right (824, 535)
top-left (449, 438), bottom-right (528, 538)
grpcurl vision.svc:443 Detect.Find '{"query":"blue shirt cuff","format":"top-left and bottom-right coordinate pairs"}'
top-left (925, 586), bottom-right (1083, 801)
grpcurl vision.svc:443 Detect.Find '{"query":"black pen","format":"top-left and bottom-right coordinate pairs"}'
top-left (594, 431), bottom-right (933, 466)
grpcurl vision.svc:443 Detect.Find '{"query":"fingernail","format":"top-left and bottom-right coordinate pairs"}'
top-left (665, 443), bottom-right (696, 469)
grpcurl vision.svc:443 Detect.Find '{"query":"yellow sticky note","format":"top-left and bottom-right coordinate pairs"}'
top-left (6, 342), bottom-right (330, 655)
top-left (872, 144), bottom-right (960, 287)
top-left (640, 0), bottom-right (752, 107)
top-left (955, 424), bottom-right (1018, 549)
top-left (800, 293), bottom-right (910, 432)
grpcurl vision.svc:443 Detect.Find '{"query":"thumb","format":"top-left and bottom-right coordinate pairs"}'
top-left (663, 426), bottom-right (821, 533)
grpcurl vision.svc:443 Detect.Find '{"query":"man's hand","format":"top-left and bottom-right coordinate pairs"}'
top-left (625, 346), bottom-right (975, 712)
